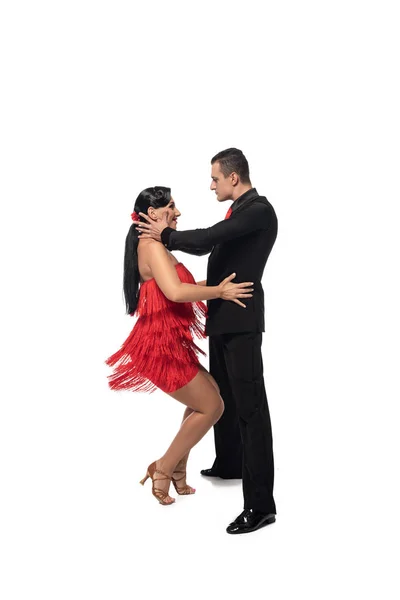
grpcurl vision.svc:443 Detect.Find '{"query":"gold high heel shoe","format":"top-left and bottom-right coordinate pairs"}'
top-left (171, 468), bottom-right (196, 496)
top-left (140, 461), bottom-right (175, 505)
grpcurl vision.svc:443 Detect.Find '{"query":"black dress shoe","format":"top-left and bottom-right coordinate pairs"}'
top-left (200, 468), bottom-right (220, 477)
top-left (226, 509), bottom-right (276, 534)
top-left (200, 468), bottom-right (242, 479)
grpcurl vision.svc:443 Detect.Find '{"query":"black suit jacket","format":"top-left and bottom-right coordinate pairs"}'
top-left (161, 188), bottom-right (278, 335)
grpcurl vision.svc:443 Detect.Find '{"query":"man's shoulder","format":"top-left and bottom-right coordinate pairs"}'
top-left (240, 195), bottom-right (277, 229)
top-left (241, 194), bottom-right (275, 215)
top-left (252, 194), bottom-right (271, 207)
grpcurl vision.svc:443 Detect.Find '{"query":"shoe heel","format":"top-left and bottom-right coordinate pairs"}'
top-left (139, 473), bottom-right (149, 485)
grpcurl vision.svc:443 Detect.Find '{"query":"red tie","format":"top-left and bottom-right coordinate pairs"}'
top-left (224, 206), bottom-right (232, 220)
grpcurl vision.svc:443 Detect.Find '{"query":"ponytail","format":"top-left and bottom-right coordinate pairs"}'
top-left (123, 223), bottom-right (141, 315)
top-left (122, 186), bottom-right (171, 315)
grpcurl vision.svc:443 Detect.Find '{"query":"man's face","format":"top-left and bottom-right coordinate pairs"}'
top-left (210, 161), bottom-right (234, 202)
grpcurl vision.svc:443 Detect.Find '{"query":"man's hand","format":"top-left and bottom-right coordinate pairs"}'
top-left (132, 210), bottom-right (175, 242)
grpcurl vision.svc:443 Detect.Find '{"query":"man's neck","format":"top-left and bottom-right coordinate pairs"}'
top-left (231, 184), bottom-right (253, 202)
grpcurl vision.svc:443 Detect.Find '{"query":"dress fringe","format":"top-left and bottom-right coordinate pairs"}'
top-left (106, 263), bottom-right (207, 393)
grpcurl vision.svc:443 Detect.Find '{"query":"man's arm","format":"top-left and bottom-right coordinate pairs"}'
top-left (133, 210), bottom-right (213, 253)
top-left (173, 245), bottom-right (213, 256)
top-left (161, 203), bottom-right (272, 251)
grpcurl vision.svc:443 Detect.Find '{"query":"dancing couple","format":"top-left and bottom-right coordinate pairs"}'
top-left (106, 148), bottom-right (278, 535)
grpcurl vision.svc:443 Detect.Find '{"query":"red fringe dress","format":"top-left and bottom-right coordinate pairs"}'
top-left (106, 263), bottom-right (207, 393)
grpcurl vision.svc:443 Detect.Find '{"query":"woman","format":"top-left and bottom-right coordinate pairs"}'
top-left (106, 186), bottom-right (253, 505)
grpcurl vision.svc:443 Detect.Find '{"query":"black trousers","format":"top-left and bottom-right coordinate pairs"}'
top-left (209, 332), bottom-right (276, 514)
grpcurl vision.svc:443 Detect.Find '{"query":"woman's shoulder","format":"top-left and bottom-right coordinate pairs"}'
top-left (139, 239), bottom-right (177, 262)
top-left (138, 240), bottom-right (178, 282)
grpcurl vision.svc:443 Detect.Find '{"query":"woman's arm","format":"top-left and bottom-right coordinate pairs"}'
top-left (196, 280), bottom-right (207, 286)
top-left (147, 244), bottom-right (220, 302)
top-left (147, 244), bottom-right (252, 307)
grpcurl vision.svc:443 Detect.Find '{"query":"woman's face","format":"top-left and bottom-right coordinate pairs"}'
top-left (152, 197), bottom-right (181, 229)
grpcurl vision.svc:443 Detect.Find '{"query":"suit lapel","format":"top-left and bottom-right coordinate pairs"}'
top-left (207, 191), bottom-right (263, 264)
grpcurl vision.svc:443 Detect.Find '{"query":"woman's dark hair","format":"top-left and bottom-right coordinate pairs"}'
top-left (123, 186), bottom-right (171, 315)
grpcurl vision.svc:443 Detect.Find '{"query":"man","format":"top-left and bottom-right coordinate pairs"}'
top-left (134, 148), bottom-right (278, 534)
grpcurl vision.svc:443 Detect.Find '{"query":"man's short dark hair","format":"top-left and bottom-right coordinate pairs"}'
top-left (211, 148), bottom-right (250, 184)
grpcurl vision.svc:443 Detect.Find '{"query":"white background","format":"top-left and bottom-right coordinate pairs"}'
top-left (1, 1), bottom-right (400, 598)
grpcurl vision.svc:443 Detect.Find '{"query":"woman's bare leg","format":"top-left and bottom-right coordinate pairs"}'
top-left (172, 407), bottom-right (195, 494)
top-left (152, 369), bottom-right (224, 501)
top-left (173, 369), bottom-right (221, 493)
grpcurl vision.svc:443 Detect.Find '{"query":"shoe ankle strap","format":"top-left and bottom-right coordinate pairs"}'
top-left (154, 468), bottom-right (172, 480)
